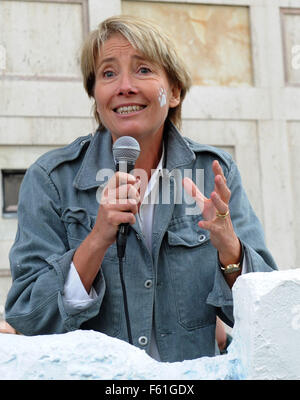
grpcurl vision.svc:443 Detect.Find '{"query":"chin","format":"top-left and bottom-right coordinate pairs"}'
top-left (113, 125), bottom-right (145, 139)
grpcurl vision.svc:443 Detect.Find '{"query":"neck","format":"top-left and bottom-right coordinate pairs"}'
top-left (135, 136), bottom-right (163, 179)
top-left (133, 129), bottom-right (164, 207)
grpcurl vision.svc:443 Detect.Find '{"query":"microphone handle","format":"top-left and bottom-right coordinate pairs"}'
top-left (116, 160), bottom-right (135, 259)
top-left (115, 159), bottom-right (135, 344)
top-left (116, 160), bottom-right (135, 174)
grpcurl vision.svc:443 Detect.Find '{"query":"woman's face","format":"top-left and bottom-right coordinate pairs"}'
top-left (93, 33), bottom-right (180, 143)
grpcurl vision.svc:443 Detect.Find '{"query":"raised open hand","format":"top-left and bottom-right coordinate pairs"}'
top-left (182, 160), bottom-right (241, 267)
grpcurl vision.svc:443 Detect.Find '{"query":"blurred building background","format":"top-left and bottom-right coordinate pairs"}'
top-left (0, 0), bottom-right (300, 320)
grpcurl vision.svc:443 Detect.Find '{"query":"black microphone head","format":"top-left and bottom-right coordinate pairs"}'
top-left (112, 136), bottom-right (140, 165)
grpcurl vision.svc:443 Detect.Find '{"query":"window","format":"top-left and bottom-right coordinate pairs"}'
top-left (2, 170), bottom-right (26, 216)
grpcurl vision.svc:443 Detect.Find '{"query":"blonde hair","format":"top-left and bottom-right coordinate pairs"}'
top-left (80, 15), bottom-right (192, 130)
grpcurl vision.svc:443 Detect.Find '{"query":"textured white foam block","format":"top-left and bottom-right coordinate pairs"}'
top-left (232, 269), bottom-right (300, 380)
top-left (1, 269), bottom-right (300, 380)
top-left (0, 329), bottom-right (243, 380)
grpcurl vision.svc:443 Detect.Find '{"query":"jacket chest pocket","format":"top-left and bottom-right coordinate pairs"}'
top-left (61, 207), bottom-right (96, 249)
top-left (61, 207), bottom-right (119, 261)
top-left (165, 216), bottom-right (216, 330)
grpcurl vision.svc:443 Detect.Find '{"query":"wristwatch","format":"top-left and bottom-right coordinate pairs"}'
top-left (219, 240), bottom-right (244, 274)
top-left (220, 263), bottom-right (241, 274)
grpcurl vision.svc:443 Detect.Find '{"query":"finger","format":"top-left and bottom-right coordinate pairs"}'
top-left (198, 219), bottom-right (213, 231)
top-left (104, 178), bottom-right (140, 203)
top-left (182, 177), bottom-right (206, 206)
top-left (107, 210), bottom-right (136, 226)
top-left (211, 191), bottom-right (228, 215)
top-left (101, 194), bottom-right (139, 211)
top-left (214, 175), bottom-right (231, 203)
top-left (212, 160), bottom-right (226, 183)
top-left (0, 321), bottom-right (16, 334)
top-left (109, 183), bottom-right (140, 201)
top-left (106, 172), bottom-right (137, 190)
top-left (128, 182), bottom-right (141, 202)
top-left (212, 160), bottom-right (230, 202)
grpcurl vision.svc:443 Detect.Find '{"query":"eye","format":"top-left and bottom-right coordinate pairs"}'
top-left (138, 66), bottom-right (151, 74)
top-left (103, 70), bottom-right (115, 78)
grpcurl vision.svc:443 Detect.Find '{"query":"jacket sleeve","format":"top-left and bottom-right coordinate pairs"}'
top-left (5, 163), bottom-right (105, 335)
top-left (206, 159), bottom-right (278, 326)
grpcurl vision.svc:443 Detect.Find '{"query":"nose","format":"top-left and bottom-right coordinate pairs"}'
top-left (117, 72), bottom-right (137, 96)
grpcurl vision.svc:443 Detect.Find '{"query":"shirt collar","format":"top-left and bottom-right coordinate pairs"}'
top-left (142, 143), bottom-right (164, 201)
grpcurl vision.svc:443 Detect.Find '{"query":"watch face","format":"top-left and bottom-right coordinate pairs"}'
top-left (224, 264), bottom-right (241, 274)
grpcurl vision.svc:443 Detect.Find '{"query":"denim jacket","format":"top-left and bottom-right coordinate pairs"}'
top-left (5, 121), bottom-right (277, 362)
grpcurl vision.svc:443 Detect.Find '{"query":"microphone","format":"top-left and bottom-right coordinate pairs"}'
top-left (112, 136), bottom-right (140, 259)
top-left (112, 136), bottom-right (140, 345)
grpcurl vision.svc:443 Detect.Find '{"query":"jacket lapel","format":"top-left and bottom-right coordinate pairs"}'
top-left (151, 121), bottom-right (196, 262)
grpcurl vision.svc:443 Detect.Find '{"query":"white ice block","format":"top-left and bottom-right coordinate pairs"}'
top-left (0, 269), bottom-right (300, 380)
top-left (232, 269), bottom-right (300, 380)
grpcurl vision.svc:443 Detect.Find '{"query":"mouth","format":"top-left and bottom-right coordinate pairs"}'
top-left (113, 104), bottom-right (146, 115)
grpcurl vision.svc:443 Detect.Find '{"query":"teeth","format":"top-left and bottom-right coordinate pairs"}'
top-left (115, 105), bottom-right (144, 114)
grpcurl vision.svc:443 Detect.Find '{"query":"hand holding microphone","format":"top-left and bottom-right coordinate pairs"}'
top-left (112, 136), bottom-right (141, 259)
top-left (94, 136), bottom-right (141, 254)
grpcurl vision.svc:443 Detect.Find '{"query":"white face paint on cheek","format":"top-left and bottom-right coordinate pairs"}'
top-left (158, 87), bottom-right (167, 108)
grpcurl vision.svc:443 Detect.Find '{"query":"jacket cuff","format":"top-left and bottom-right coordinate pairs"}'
top-left (46, 250), bottom-right (105, 330)
top-left (207, 240), bottom-right (245, 307)
top-left (206, 263), bottom-right (234, 308)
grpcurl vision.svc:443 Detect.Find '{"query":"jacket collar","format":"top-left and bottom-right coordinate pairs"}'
top-left (73, 128), bottom-right (115, 190)
top-left (73, 120), bottom-right (196, 191)
top-left (163, 119), bottom-right (196, 172)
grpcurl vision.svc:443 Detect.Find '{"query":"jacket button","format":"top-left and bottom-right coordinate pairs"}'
top-left (198, 234), bottom-right (206, 242)
top-left (144, 279), bottom-right (153, 288)
top-left (138, 336), bottom-right (148, 346)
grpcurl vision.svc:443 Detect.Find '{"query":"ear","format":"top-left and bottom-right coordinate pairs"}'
top-left (169, 85), bottom-right (181, 109)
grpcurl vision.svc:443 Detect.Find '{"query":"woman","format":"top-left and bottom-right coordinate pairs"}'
top-left (5, 15), bottom-right (277, 362)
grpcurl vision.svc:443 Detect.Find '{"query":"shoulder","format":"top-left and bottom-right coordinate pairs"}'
top-left (33, 134), bottom-right (93, 175)
top-left (183, 136), bottom-right (234, 171)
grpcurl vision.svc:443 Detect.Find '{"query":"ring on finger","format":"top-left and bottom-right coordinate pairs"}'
top-left (216, 210), bottom-right (229, 219)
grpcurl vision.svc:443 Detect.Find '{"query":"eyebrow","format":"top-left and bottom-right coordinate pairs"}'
top-left (96, 54), bottom-right (149, 71)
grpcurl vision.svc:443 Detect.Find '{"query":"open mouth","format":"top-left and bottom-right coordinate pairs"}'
top-left (114, 105), bottom-right (146, 115)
